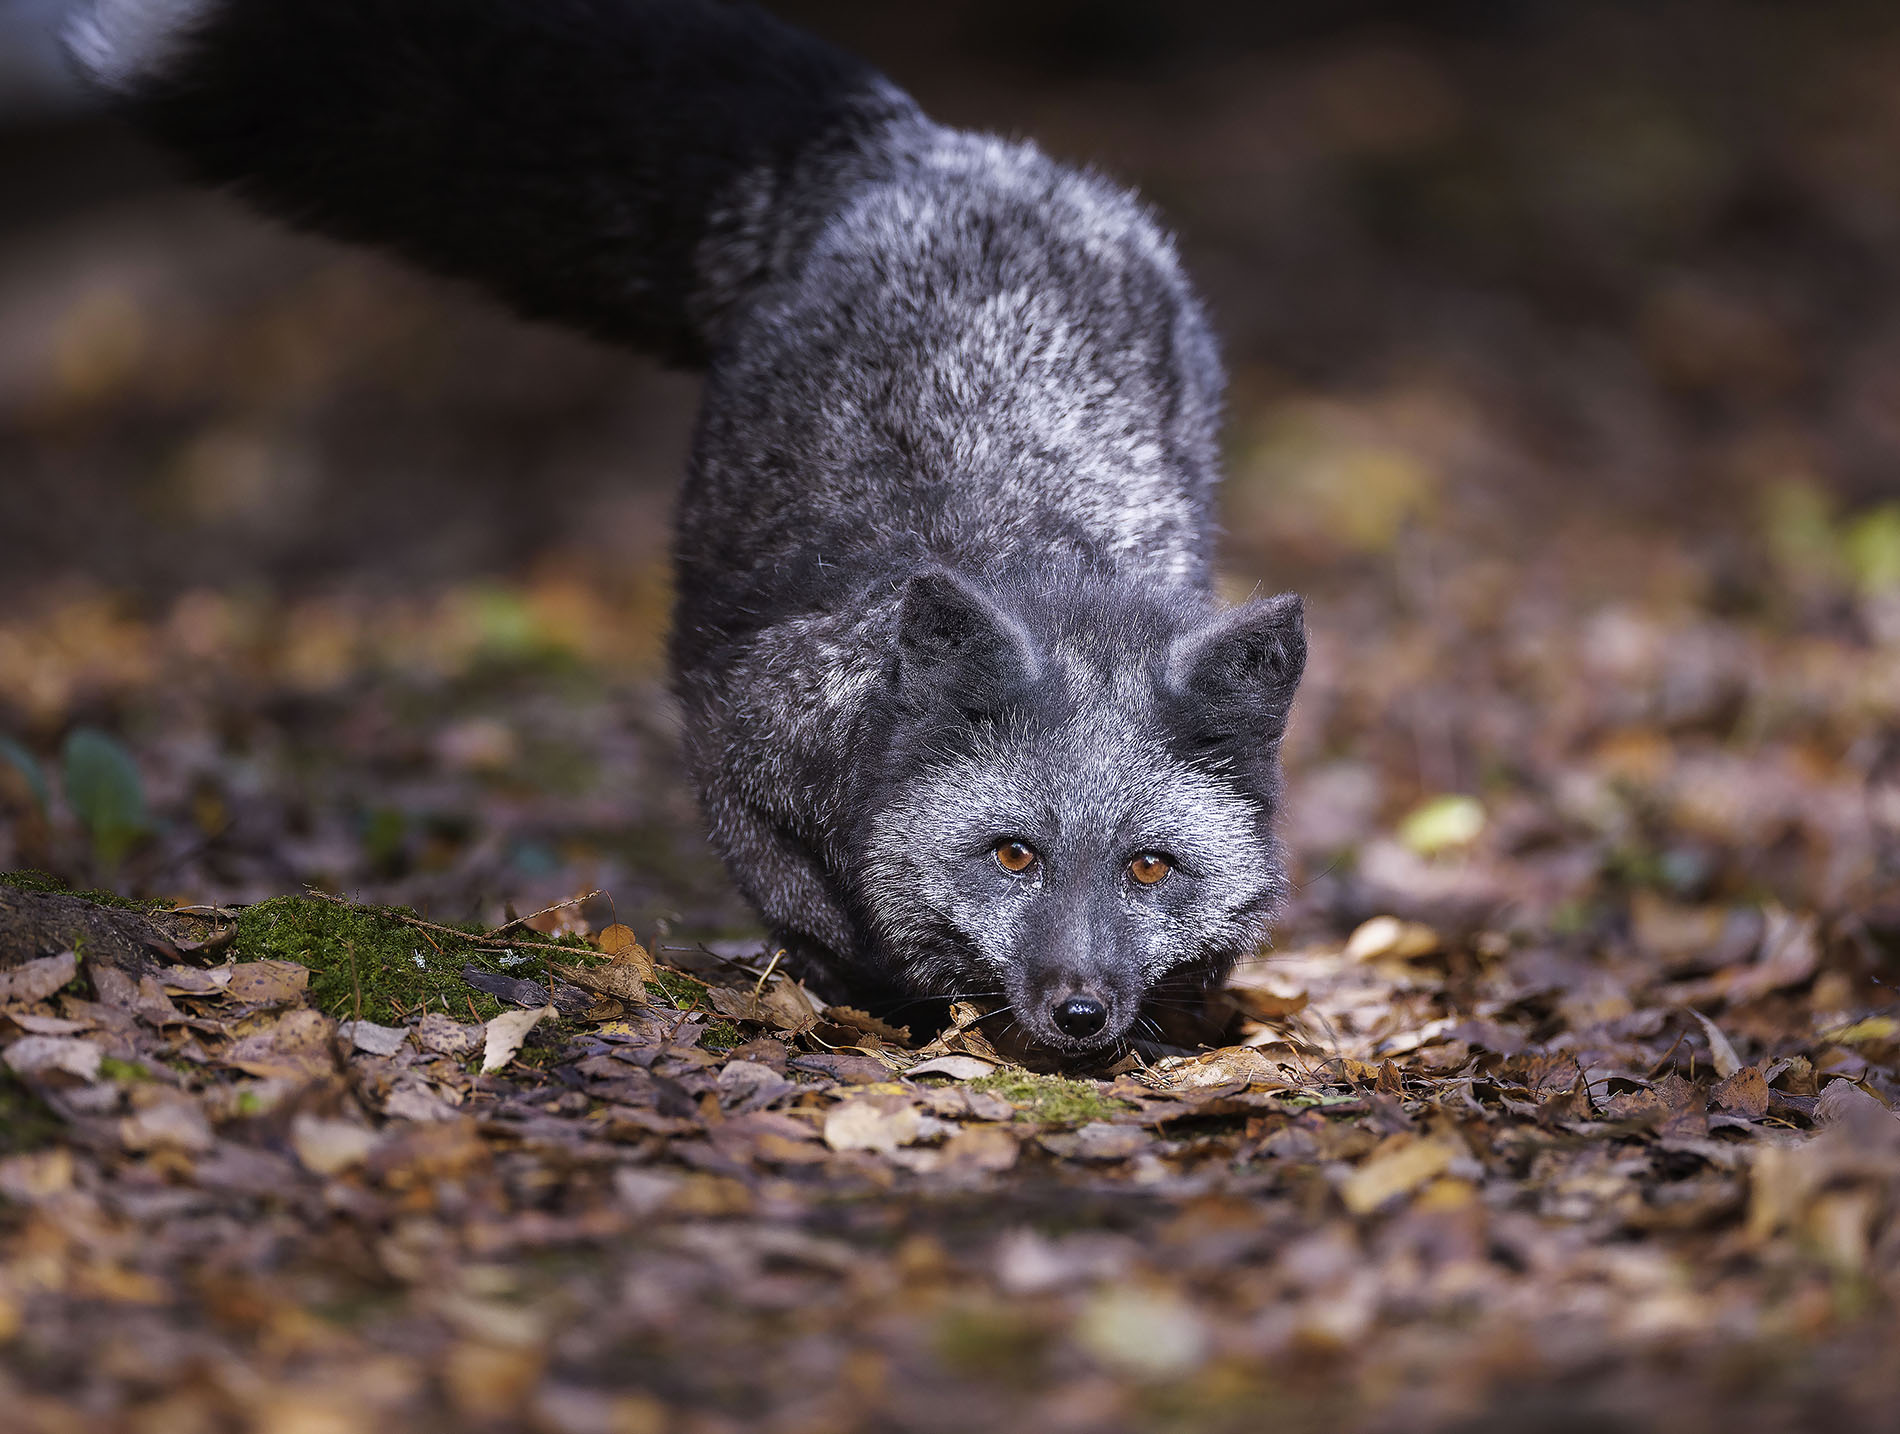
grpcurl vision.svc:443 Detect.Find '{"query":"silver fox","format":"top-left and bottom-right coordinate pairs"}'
top-left (69, 0), bottom-right (1307, 1059)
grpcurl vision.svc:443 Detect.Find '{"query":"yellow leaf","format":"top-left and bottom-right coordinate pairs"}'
top-left (1345, 915), bottom-right (1440, 962)
top-left (1821, 1016), bottom-right (1898, 1046)
top-left (1397, 794), bottom-right (1485, 855)
top-left (1340, 1136), bottom-right (1459, 1214)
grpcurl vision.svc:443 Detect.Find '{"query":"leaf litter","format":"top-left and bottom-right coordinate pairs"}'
top-left (1, 848), bottom-right (1898, 1432)
top-left (7, 7), bottom-right (1900, 1428)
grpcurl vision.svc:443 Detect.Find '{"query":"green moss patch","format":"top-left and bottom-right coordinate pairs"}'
top-left (645, 968), bottom-right (709, 1008)
top-left (231, 895), bottom-right (590, 1025)
top-left (971, 1070), bottom-right (1132, 1126)
top-left (98, 1057), bottom-right (155, 1084)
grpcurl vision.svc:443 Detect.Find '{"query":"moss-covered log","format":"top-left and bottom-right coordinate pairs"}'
top-left (0, 878), bottom-right (200, 972)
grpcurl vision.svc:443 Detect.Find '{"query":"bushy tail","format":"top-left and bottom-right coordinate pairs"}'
top-left (67, 0), bottom-right (921, 365)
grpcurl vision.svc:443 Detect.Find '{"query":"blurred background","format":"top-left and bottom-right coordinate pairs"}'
top-left (2, 0), bottom-right (1899, 951)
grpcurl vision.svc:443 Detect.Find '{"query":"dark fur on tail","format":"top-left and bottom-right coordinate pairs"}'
top-left (72, 0), bottom-right (1306, 1062)
top-left (84, 0), bottom-right (916, 363)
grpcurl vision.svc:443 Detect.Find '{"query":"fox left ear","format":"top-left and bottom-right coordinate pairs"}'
top-left (1166, 593), bottom-right (1306, 746)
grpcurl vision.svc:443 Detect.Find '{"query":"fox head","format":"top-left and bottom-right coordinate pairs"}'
top-left (855, 568), bottom-right (1305, 1056)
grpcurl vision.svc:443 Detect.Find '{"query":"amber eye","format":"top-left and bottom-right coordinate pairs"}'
top-left (994, 841), bottom-right (1038, 874)
top-left (1128, 853), bottom-right (1172, 886)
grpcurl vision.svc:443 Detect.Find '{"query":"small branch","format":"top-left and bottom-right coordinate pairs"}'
top-left (485, 889), bottom-right (605, 939)
top-left (299, 887), bottom-right (596, 957)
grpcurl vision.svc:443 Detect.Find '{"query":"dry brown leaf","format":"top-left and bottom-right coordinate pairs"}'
top-left (223, 1008), bottom-right (336, 1080)
top-left (596, 923), bottom-right (641, 956)
top-left (822, 1005), bottom-right (912, 1046)
top-left (157, 964), bottom-right (230, 996)
top-left (941, 1124), bottom-right (1020, 1172)
top-left (1155, 1046), bottom-right (1296, 1091)
top-left (0, 950), bottom-right (77, 1005)
top-left (551, 955), bottom-right (653, 1005)
top-left (223, 960), bottom-right (311, 1007)
top-left (756, 975), bottom-right (820, 1031)
top-left (416, 1012), bottom-right (479, 1056)
top-left (1226, 986), bottom-right (1310, 1021)
top-left (1711, 1065), bottom-right (1769, 1119)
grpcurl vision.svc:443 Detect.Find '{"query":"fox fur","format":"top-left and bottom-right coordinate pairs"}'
top-left (69, 0), bottom-right (1306, 1058)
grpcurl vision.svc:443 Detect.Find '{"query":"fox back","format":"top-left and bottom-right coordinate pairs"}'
top-left (70, 0), bottom-right (1306, 1057)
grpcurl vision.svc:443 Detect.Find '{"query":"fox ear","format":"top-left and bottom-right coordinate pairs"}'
top-left (895, 570), bottom-right (1040, 714)
top-left (1166, 593), bottom-right (1306, 747)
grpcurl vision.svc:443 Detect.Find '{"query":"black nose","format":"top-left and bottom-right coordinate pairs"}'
top-left (1052, 995), bottom-right (1107, 1038)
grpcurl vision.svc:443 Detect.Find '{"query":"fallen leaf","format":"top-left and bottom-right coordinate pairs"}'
top-left (715, 1059), bottom-right (793, 1111)
top-left (416, 1012), bottom-right (478, 1056)
top-left (88, 962), bottom-right (139, 1009)
top-left (1041, 1123), bottom-right (1152, 1161)
top-left (824, 1095), bottom-right (922, 1152)
top-left (3, 1034), bottom-right (101, 1083)
top-left (597, 924), bottom-right (641, 957)
top-left (940, 1124), bottom-right (1020, 1172)
top-left (384, 1081), bottom-right (461, 1122)
top-left (1688, 1008), bottom-right (1743, 1077)
top-left (1820, 1016), bottom-right (1898, 1046)
top-left (0, 950), bottom-right (77, 1005)
top-left (482, 1005), bottom-right (555, 1073)
top-left (1722, 907), bottom-right (1819, 1002)
top-left (0, 1147), bottom-right (74, 1202)
top-left (1340, 1135), bottom-right (1459, 1214)
top-left (340, 1019), bottom-right (409, 1057)
top-left (1397, 794), bottom-right (1485, 855)
top-left (552, 954), bottom-right (654, 1005)
top-left (1076, 1286), bottom-right (1208, 1379)
top-left (290, 1113), bottom-right (378, 1174)
top-left (1153, 1046), bottom-right (1294, 1091)
top-left (7, 1013), bottom-right (91, 1036)
top-left (224, 1008), bottom-right (336, 1080)
top-left (907, 1054), bottom-right (999, 1080)
top-left (1711, 1065), bottom-right (1769, 1119)
top-left (823, 1006), bottom-right (912, 1045)
top-left (1226, 986), bottom-right (1310, 1021)
top-left (120, 1098), bottom-right (214, 1153)
top-left (1815, 1079), bottom-right (1900, 1129)
top-left (157, 964), bottom-right (230, 996)
top-left (1345, 915), bottom-right (1441, 962)
top-left (223, 960), bottom-right (311, 1007)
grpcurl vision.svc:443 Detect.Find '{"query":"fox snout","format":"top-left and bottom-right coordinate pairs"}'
top-left (1012, 947), bottom-right (1143, 1052)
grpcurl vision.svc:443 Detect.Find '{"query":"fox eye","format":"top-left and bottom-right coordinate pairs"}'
top-left (1128, 853), bottom-right (1172, 886)
top-left (994, 841), bottom-right (1038, 874)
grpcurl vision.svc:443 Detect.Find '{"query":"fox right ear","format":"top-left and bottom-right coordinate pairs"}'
top-left (894, 570), bottom-right (1041, 715)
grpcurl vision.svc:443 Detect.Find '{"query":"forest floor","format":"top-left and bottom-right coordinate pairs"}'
top-left (7, 3), bottom-right (1900, 1428)
top-left (2, 489), bottom-right (1900, 1433)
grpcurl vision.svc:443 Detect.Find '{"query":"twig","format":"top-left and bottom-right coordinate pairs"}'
top-left (300, 887), bottom-right (595, 956)
top-left (752, 948), bottom-right (783, 998)
top-left (486, 889), bottom-right (605, 938)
